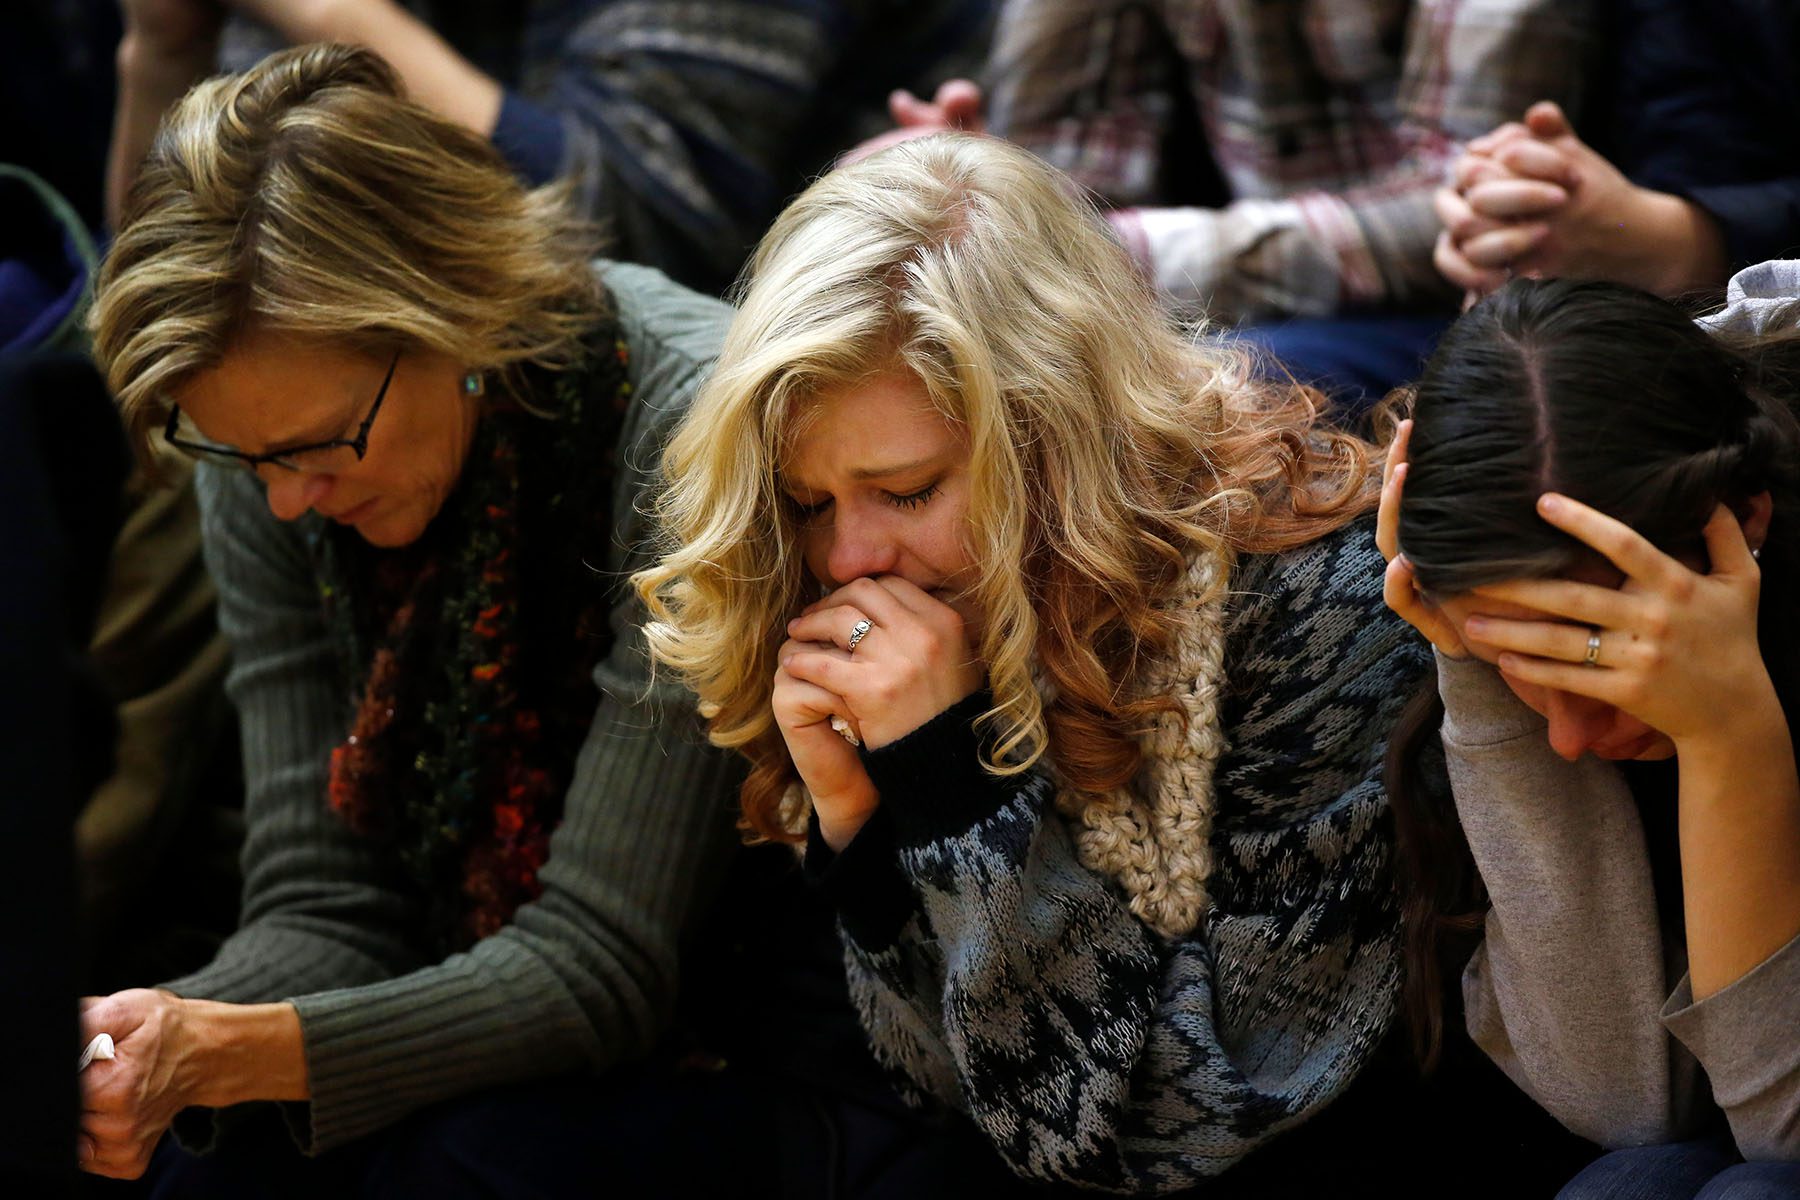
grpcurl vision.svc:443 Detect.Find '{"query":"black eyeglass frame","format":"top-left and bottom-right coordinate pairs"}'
top-left (162, 348), bottom-right (401, 472)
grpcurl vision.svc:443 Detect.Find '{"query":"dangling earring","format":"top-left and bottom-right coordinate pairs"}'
top-left (461, 370), bottom-right (485, 399)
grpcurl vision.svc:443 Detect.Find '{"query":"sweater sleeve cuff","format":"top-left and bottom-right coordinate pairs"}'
top-left (1675, 182), bottom-right (1800, 275)
top-left (861, 689), bottom-right (1019, 851)
top-left (804, 808), bottom-right (913, 951)
top-left (490, 90), bottom-right (567, 186)
top-left (1661, 928), bottom-right (1800, 1126)
top-left (1436, 651), bottom-right (1545, 747)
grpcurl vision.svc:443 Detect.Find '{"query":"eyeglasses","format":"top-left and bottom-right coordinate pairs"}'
top-left (163, 349), bottom-right (401, 473)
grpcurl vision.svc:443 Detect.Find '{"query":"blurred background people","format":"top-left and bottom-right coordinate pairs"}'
top-left (861, 0), bottom-right (1593, 413)
top-left (111, 0), bottom-right (995, 295)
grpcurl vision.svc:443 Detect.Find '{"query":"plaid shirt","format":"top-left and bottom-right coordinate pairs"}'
top-left (988, 0), bottom-right (1592, 320)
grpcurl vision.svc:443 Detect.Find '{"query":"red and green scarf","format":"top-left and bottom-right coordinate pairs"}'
top-left (316, 330), bottom-right (633, 952)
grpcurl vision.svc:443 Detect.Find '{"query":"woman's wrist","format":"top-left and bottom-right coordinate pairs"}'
top-left (1632, 190), bottom-right (1729, 297)
top-left (1672, 677), bottom-right (1788, 771)
top-left (182, 999), bottom-right (310, 1108)
top-left (259, 0), bottom-right (505, 136)
top-left (243, 0), bottom-right (367, 44)
top-left (816, 780), bottom-right (881, 852)
top-left (116, 29), bottom-right (217, 89)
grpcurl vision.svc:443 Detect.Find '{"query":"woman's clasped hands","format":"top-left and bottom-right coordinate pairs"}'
top-left (775, 576), bottom-right (984, 849)
top-left (77, 988), bottom-right (307, 1178)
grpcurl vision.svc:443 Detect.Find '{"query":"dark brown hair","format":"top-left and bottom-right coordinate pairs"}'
top-left (1386, 276), bottom-right (1800, 1067)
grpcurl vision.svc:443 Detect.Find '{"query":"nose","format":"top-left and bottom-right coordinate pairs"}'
top-left (822, 506), bottom-right (900, 587)
top-left (261, 469), bottom-right (335, 522)
top-left (1542, 689), bottom-right (1617, 761)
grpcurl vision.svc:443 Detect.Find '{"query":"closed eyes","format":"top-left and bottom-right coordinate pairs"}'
top-left (783, 482), bottom-right (942, 520)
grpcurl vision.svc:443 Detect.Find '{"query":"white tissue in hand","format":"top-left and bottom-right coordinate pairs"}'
top-left (77, 1033), bottom-right (115, 1072)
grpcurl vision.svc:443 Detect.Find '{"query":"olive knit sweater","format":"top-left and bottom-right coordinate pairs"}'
top-left (164, 262), bottom-right (741, 1152)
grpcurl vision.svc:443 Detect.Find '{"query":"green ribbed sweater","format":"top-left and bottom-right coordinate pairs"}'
top-left (167, 262), bottom-right (742, 1152)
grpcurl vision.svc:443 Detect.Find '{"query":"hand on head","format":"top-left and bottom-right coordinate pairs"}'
top-left (1376, 418), bottom-right (1470, 659)
top-left (1459, 494), bottom-right (1772, 755)
top-left (1383, 413), bottom-right (1776, 760)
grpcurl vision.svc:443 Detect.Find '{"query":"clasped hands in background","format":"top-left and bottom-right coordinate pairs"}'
top-left (1434, 101), bottom-right (1727, 303)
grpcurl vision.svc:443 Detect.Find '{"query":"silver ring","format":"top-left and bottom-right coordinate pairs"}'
top-left (1583, 629), bottom-right (1601, 668)
top-left (846, 618), bottom-right (872, 653)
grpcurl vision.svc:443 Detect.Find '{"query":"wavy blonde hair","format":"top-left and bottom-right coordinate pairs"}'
top-left (635, 134), bottom-right (1375, 843)
top-left (90, 43), bottom-right (603, 456)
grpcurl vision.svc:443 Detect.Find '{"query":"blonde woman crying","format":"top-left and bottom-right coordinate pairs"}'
top-left (629, 133), bottom-right (1499, 1195)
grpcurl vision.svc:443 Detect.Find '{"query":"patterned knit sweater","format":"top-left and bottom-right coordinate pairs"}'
top-left (807, 518), bottom-right (1429, 1194)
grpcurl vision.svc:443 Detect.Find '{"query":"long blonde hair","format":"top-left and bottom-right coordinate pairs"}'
top-left (635, 134), bottom-right (1373, 842)
top-left (91, 43), bottom-right (602, 456)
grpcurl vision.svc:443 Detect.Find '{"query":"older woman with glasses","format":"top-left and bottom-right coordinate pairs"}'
top-left (82, 43), bottom-right (743, 1193)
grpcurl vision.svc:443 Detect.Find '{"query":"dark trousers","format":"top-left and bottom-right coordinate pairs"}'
top-left (1238, 312), bottom-right (1453, 421)
top-left (102, 1068), bottom-right (1017, 1200)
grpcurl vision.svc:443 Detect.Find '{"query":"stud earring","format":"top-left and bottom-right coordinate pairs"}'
top-left (461, 371), bottom-right (485, 399)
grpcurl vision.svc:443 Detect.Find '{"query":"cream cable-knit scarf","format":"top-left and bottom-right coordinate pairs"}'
top-left (785, 547), bottom-right (1234, 940)
top-left (1048, 547), bottom-right (1232, 939)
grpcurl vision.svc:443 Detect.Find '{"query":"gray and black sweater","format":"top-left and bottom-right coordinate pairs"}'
top-left (808, 519), bottom-right (1431, 1194)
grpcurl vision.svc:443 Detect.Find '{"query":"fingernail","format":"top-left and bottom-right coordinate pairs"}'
top-left (1464, 616), bottom-right (1487, 634)
top-left (1395, 463), bottom-right (1408, 481)
top-left (1539, 494), bottom-right (1563, 514)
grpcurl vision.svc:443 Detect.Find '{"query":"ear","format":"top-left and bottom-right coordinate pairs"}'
top-left (1738, 490), bottom-right (1774, 552)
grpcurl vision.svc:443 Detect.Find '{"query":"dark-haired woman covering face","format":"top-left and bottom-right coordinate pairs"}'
top-left (80, 44), bottom-right (745, 1191)
top-left (1380, 272), bottom-right (1800, 1199)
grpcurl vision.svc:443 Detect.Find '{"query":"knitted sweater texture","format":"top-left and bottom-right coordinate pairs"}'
top-left (808, 518), bottom-right (1429, 1193)
top-left (165, 262), bottom-right (741, 1153)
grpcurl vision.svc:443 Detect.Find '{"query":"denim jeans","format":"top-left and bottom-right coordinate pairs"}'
top-left (1559, 1140), bottom-right (1800, 1200)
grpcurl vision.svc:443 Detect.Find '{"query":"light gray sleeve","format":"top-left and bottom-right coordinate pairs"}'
top-left (1696, 259), bottom-right (1800, 336)
top-left (1439, 653), bottom-right (1684, 1147)
top-left (1662, 929), bottom-right (1800, 1158)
